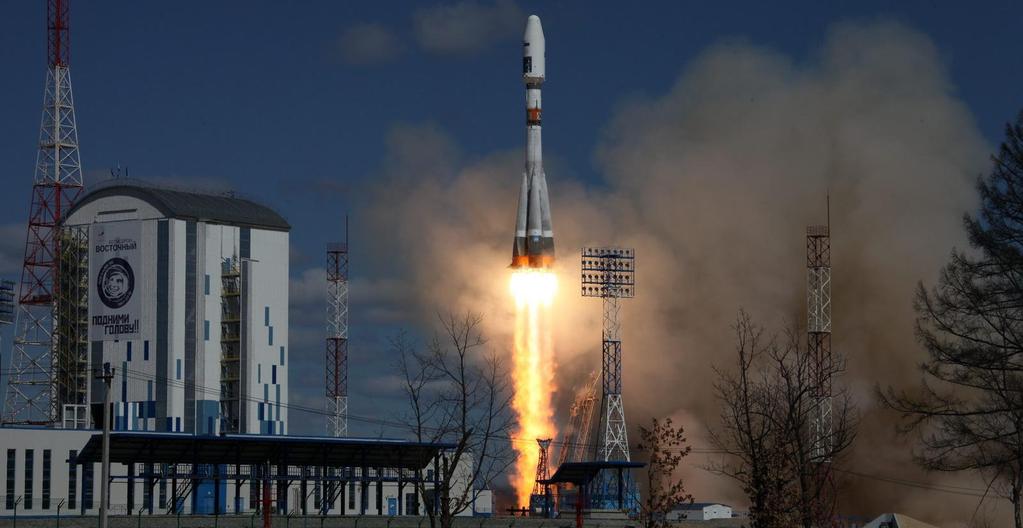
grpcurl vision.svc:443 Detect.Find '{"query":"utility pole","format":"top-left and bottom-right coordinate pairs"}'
top-left (96, 362), bottom-right (113, 528)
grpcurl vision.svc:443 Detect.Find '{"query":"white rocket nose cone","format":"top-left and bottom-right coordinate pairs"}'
top-left (524, 15), bottom-right (544, 46)
top-left (523, 15), bottom-right (545, 82)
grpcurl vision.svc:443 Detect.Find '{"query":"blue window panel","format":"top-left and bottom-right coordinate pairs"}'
top-left (257, 364), bottom-right (261, 383)
top-left (126, 342), bottom-right (132, 361)
top-left (280, 346), bottom-right (285, 366)
top-left (148, 401), bottom-right (156, 418)
top-left (121, 362), bottom-right (128, 401)
top-left (263, 384), bottom-right (269, 401)
top-left (264, 306), bottom-right (269, 326)
top-left (203, 320), bottom-right (210, 341)
top-left (166, 417), bottom-right (174, 431)
top-left (144, 341), bottom-right (149, 361)
top-left (176, 359), bottom-right (182, 380)
top-left (147, 381), bottom-right (153, 402)
top-left (272, 365), bottom-right (277, 384)
top-left (258, 403), bottom-right (264, 420)
top-left (268, 326), bottom-right (273, 346)
top-left (204, 274), bottom-right (210, 295)
top-left (176, 417), bottom-right (181, 432)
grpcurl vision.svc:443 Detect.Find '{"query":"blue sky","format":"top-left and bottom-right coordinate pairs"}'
top-left (0, 1), bottom-right (1021, 435)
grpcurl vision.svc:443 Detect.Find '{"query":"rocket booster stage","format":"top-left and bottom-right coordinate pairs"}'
top-left (511, 15), bottom-right (554, 269)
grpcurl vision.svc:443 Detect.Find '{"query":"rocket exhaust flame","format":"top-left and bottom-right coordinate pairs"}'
top-left (510, 270), bottom-right (557, 507)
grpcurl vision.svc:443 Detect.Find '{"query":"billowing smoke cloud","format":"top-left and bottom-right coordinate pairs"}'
top-left (354, 21), bottom-right (996, 525)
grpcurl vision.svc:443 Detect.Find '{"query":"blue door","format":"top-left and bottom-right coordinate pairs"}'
top-left (387, 497), bottom-right (397, 516)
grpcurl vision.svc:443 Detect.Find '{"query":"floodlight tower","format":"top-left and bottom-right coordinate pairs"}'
top-left (581, 247), bottom-right (637, 510)
top-left (326, 220), bottom-right (350, 437)
top-left (4, 0), bottom-right (84, 425)
top-left (582, 247), bottom-right (635, 462)
top-left (807, 224), bottom-right (832, 460)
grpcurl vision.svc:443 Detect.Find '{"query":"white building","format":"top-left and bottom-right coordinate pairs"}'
top-left (58, 180), bottom-right (290, 435)
top-left (668, 502), bottom-right (732, 521)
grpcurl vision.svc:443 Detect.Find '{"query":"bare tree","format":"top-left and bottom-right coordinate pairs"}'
top-left (881, 114), bottom-right (1023, 528)
top-left (636, 417), bottom-right (693, 528)
top-left (394, 312), bottom-right (515, 528)
top-left (709, 310), bottom-right (856, 528)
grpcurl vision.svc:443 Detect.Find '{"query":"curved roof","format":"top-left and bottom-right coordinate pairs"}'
top-left (66, 181), bottom-right (290, 231)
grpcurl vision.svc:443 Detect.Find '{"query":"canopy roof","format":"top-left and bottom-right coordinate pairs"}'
top-left (543, 461), bottom-right (645, 485)
top-left (75, 432), bottom-right (455, 469)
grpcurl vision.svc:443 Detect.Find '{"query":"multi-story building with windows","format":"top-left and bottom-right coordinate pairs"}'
top-left (53, 180), bottom-right (291, 435)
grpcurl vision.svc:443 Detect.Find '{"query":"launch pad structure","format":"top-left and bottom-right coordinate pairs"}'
top-left (580, 247), bottom-right (638, 512)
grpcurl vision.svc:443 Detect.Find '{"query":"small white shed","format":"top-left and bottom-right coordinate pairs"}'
top-left (667, 502), bottom-right (732, 521)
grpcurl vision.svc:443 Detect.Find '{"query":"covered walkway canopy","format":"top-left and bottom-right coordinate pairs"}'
top-left (75, 431), bottom-right (455, 469)
top-left (543, 461), bottom-right (644, 486)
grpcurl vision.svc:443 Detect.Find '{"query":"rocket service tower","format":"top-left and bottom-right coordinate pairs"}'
top-left (511, 15), bottom-right (554, 269)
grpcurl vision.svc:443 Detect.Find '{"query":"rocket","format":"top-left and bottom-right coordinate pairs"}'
top-left (511, 15), bottom-right (554, 269)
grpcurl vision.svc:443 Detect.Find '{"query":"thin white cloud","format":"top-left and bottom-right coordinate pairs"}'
top-left (336, 23), bottom-right (404, 66)
top-left (413, 0), bottom-right (523, 56)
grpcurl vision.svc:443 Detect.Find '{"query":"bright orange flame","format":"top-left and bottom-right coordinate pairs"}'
top-left (509, 270), bottom-right (557, 507)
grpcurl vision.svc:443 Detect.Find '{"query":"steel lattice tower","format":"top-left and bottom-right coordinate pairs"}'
top-left (531, 438), bottom-right (553, 515)
top-left (807, 224), bottom-right (832, 461)
top-left (4, 0), bottom-right (84, 425)
top-left (582, 247), bottom-right (635, 463)
top-left (326, 221), bottom-right (349, 437)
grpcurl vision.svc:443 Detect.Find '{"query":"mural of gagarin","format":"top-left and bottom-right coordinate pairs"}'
top-left (97, 257), bottom-right (135, 309)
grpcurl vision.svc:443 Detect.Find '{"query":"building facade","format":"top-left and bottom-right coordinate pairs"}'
top-left (56, 181), bottom-right (290, 435)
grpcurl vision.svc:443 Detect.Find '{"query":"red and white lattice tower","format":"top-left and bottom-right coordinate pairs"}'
top-left (326, 220), bottom-right (349, 437)
top-left (807, 223), bottom-right (832, 461)
top-left (3, 0), bottom-right (84, 425)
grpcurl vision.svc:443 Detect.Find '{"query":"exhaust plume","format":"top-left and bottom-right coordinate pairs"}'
top-left (357, 20), bottom-right (994, 524)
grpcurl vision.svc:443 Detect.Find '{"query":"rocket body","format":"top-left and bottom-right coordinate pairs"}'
top-left (512, 15), bottom-right (554, 269)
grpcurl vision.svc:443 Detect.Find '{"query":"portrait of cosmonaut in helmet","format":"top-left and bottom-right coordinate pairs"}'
top-left (97, 257), bottom-right (134, 309)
